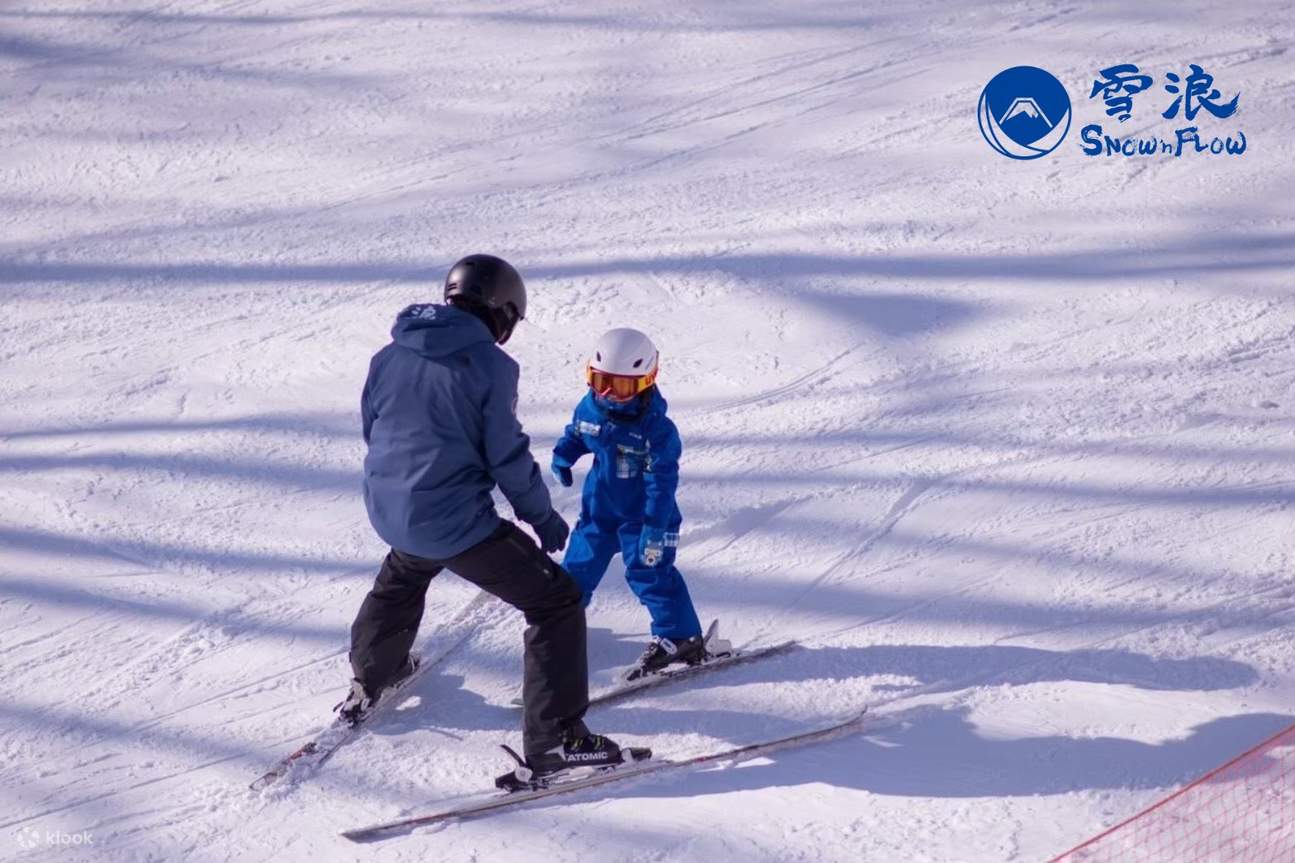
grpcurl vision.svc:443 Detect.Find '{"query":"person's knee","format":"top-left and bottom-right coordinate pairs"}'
top-left (549, 563), bottom-right (583, 607)
top-left (626, 562), bottom-right (677, 588)
top-left (520, 562), bottom-right (584, 622)
top-left (563, 565), bottom-right (598, 604)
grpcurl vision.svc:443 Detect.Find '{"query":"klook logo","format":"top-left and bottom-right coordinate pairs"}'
top-left (15, 827), bottom-right (42, 850)
top-left (13, 827), bottom-right (95, 849)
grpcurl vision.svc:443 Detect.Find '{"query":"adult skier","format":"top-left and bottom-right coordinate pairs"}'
top-left (342, 254), bottom-right (626, 781)
top-left (551, 328), bottom-right (708, 679)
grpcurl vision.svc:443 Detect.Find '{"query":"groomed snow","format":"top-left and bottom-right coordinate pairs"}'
top-left (1, 2), bottom-right (1293, 861)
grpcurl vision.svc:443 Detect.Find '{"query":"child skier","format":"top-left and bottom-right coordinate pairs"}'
top-left (551, 328), bottom-right (707, 680)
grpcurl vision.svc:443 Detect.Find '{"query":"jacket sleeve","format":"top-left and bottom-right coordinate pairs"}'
top-left (481, 355), bottom-right (553, 526)
top-left (552, 409), bottom-right (591, 467)
top-left (360, 353), bottom-right (382, 445)
top-left (643, 415), bottom-right (682, 530)
top-left (361, 383), bottom-right (375, 445)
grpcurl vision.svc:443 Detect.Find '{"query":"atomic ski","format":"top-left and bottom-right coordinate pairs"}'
top-left (340, 707), bottom-right (871, 843)
top-left (509, 620), bottom-right (797, 709)
top-left (494, 742), bottom-right (655, 793)
top-left (250, 591), bottom-right (491, 792)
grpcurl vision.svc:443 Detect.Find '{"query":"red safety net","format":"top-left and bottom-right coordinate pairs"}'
top-left (1050, 722), bottom-right (1295, 863)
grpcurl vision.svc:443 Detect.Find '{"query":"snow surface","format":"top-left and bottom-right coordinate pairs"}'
top-left (2, 2), bottom-right (1293, 861)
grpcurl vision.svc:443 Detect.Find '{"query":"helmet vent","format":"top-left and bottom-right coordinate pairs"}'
top-left (596, 351), bottom-right (602, 362)
top-left (633, 358), bottom-right (643, 368)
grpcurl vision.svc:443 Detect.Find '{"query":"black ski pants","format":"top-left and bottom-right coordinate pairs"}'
top-left (349, 521), bottom-right (589, 755)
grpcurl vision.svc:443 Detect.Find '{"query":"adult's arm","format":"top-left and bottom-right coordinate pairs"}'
top-left (481, 354), bottom-right (553, 526)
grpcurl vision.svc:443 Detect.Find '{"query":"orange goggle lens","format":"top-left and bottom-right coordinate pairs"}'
top-left (587, 366), bottom-right (656, 401)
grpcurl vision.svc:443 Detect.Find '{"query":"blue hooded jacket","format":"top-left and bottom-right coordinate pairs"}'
top-left (361, 303), bottom-right (552, 559)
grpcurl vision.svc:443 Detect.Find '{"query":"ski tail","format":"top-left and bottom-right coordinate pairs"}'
top-left (250, 590), bottom-right (493, 792)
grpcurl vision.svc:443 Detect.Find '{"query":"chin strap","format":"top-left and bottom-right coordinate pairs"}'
top-left (595, 389), bottom-right (651, 417)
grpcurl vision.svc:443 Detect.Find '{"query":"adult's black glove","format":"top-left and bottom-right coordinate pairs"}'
top-left (532, 509), bottom-right (570, 553)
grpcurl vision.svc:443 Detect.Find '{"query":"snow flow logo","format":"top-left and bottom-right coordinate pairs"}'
top-left (978, 66), bottom-right (1072, 159)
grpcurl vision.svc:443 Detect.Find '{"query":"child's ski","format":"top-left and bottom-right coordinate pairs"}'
top-left (509, 620), bottom-right (798, 709)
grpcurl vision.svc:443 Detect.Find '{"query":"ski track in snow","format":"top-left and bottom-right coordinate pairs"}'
top-left (1, 1), bottom-right (1294, 861)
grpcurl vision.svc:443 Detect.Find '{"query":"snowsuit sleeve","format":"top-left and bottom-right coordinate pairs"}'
top-left (552, 408), bottom-right (591, 467)
top-left (481, 354), bottom-right (552, 526)
top-left (643, 414), bottom-right (682, 530)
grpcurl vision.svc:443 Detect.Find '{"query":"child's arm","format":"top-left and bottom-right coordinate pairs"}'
top-left (637, 415), bottom-right (682, 566)
top-left (643, 415), bottom-right (682, 530)
top-left (550, 410), bottom-right (591, 487)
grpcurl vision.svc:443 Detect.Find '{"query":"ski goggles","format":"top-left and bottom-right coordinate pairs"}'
top-left (586, 364), bottom-right (657, 402)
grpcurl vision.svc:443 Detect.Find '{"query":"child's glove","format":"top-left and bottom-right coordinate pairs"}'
top-left (551, 456), bottom-right (574, 488)
top-left (638, 526), bottom-right (666, 567)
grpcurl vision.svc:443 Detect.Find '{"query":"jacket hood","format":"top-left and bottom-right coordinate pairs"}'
top-left (391, 303), bottom-right (495, 358)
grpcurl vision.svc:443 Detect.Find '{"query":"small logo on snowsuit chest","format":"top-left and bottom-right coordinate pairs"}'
top-left (615, 444), bottom-right (648, 479)
top-left (578, 416), bottom-right (652, 480)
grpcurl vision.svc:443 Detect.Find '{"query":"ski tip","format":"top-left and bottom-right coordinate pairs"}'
top-left (340, 827), bottom-right (385, 844)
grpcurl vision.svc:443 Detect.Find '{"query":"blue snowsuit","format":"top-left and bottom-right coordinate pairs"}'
top-left (553, 388), bottom-right (702, 640)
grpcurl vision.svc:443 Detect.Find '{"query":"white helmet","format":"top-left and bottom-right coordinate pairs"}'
top-left (591, 328), bottom-right (658, 375)
top-left (587, 328), bottom-right (659, 401)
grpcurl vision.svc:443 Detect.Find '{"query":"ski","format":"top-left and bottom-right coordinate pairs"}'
top-left (250, 591), bottom-right (491, 792)
top-left (340, 707), bottom-right (871, 843)
top-left (595, 639), bottom-right (797, 708)
top-left (509, 620), bottom-right (798, 709)
top-left (493, 743), bottom-right (655, 793)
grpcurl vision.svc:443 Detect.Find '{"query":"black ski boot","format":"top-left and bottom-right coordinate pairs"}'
top-left (623, 634), bottom-right (707, 681)
top-left (336, 653), bottom-right (420, 726)
top-left (495, 729), bottom-right (649, 791)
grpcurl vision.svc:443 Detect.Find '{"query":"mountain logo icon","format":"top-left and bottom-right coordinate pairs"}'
top-left (1000, 98), bottom-right (1054, 127)
top-left (978, 67), bottom-right (1072, 160)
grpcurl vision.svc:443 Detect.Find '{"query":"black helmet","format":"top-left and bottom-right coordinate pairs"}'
top-left (443, 254), bottom-right (526, 344)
